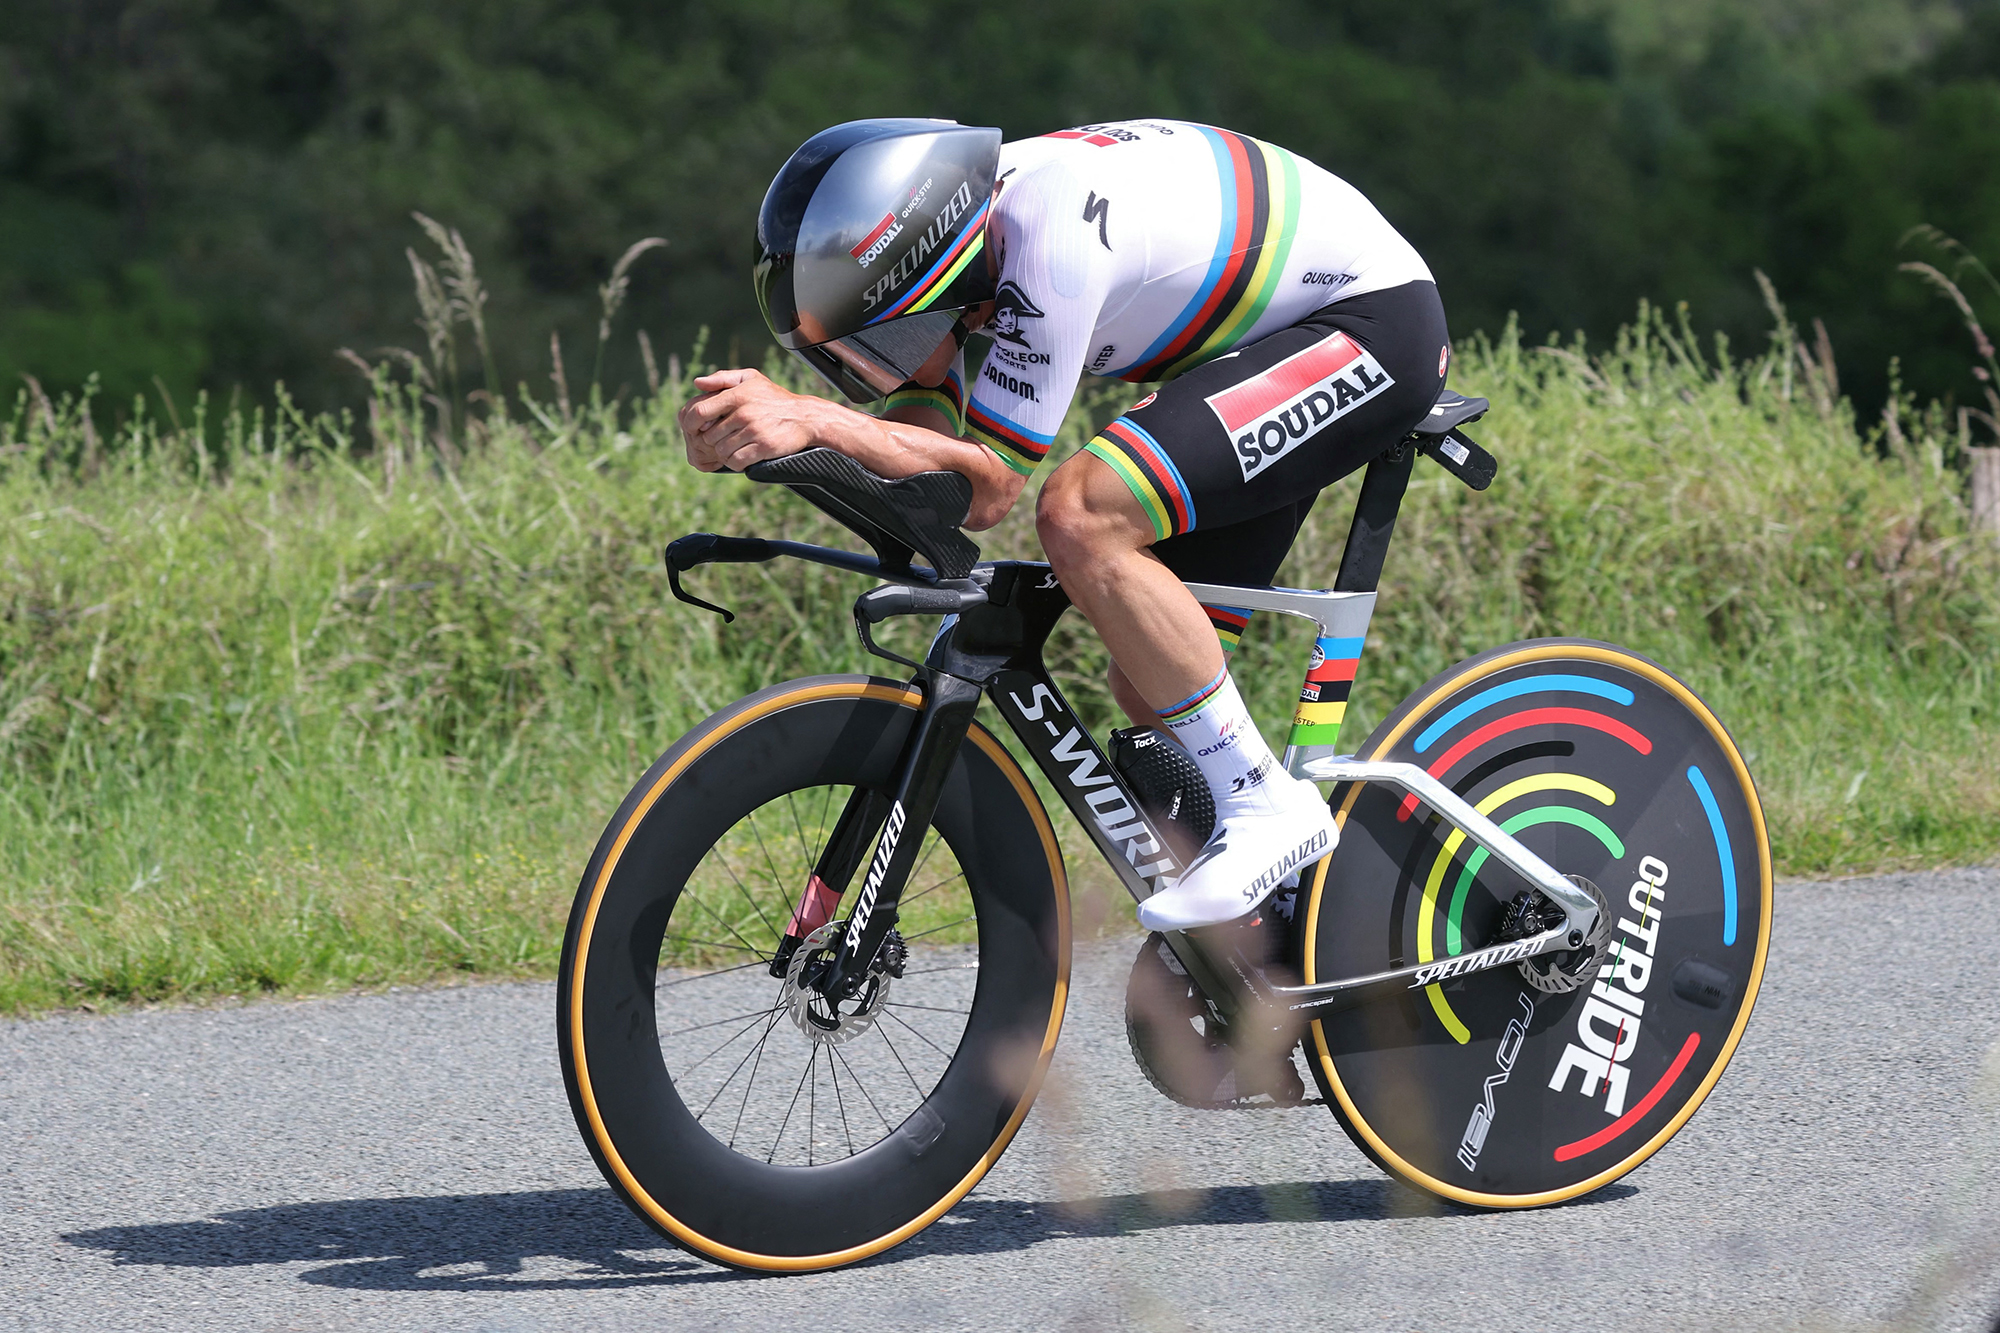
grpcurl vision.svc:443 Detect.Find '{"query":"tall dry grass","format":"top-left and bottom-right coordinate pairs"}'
top-left (2, 245), bottom-right (1995, 1014)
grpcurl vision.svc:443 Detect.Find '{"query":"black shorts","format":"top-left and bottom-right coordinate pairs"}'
top-left (1081, 280), bottom-right (1448, 643)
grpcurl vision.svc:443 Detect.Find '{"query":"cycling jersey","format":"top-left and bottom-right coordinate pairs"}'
top-left (939, 119), bottom-right (1432, 475)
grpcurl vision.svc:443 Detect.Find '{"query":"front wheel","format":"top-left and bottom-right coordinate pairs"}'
top-left (558, 675), bottom-right (1069, 1271)
top-left (1299, 639), bottom-right (1772, 1207)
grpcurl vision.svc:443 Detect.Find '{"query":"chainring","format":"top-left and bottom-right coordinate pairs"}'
top-left (1123, 932), bottom-right (1308, 1109)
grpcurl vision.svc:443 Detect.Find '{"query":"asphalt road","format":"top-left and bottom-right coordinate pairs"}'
top-left (4, 868), bottom-right (1999, 1333)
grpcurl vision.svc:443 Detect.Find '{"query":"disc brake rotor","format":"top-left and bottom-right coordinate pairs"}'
top-left (1514, 874), bottom-right (1612, 994)
top-left (781, 920), bottom-right (895, 1046)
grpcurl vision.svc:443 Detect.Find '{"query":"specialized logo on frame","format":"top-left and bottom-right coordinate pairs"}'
top-left (1205, 331), bottom-right (1395, 481)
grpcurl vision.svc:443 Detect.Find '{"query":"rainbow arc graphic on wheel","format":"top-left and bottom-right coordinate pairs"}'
top-left (1301, 640), bottom-right (1773, 1210)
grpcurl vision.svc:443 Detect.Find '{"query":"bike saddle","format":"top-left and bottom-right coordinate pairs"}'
top-left (1409, 387), bottom-right (1489, 437)
top-left (745, 447), bottom-right (983, 581)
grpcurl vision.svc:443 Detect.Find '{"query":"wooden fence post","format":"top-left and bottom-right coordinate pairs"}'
top-left (1974, 447), bottom-right (2000, 536)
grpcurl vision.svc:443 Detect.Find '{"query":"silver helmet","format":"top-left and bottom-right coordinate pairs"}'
top-left (754, 119), bottom-right (1000, 402)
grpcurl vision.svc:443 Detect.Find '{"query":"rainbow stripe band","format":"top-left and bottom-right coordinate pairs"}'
top-left (1203, 604), bottom-right (1252, 654)
top-left (968, 399), bottom-right (1057, 475)
top-left (1111, 127), bottom-right (1304, 383)
top-left (1286, 635), bottom-right (1364, 749)
top-left (1158, 668), bottom-right (1227, 724)
top-left (1084, 417), bottom-right (1197, 540)
top-left (1687, 765), bottom-right (1738, 946)
top-left (865, 202), bottom-right (991, 325)
top-left (883, 367), bottom-right (966, 436)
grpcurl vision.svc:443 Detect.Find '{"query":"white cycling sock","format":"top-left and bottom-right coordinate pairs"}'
top-left (1158, 668), bottom-right (1286, 822)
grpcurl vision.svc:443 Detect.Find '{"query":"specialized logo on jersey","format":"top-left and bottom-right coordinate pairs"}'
top-left (1205, 331), bottom-right (1395, 481)
top-left (989, 281), bottom-right (1045, 348)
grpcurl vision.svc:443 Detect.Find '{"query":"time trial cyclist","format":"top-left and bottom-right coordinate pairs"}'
top-left (678, 117), bottom-right (1448, 933)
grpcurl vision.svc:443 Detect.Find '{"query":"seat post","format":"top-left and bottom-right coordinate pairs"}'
top-left (1332, 446), bottom-right (1415, 594)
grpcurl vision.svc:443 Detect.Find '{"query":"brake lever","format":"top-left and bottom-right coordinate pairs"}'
top-left (663, 533), bottom-right (778, 623)
top-left (668, 564), bottom-right (735, 622)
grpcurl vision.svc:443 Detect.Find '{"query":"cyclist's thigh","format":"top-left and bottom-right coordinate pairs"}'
top-left (1084, 280), bottom-right (1449, 538)
top-left (1151, 500), bottom-right (1313, 588)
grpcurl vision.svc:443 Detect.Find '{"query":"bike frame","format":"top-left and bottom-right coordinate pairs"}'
top-left (670, 441), bottom-right (1601, 1023)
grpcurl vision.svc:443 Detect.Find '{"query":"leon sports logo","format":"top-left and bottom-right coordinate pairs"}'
top-left (1205, 332), bottom-right (1395, 481)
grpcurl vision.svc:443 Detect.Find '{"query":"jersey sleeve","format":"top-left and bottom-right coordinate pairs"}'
top-left (879, 356), bottom-right (967, 437)
top-left (964, 162), bottom-right (1111, 477)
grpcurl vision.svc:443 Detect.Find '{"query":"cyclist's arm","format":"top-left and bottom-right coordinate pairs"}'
top-left (678, 367), bottom-right (1028, 530)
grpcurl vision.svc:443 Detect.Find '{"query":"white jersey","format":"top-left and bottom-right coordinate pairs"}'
top-left (950, 120), bottom-right (1431, 474)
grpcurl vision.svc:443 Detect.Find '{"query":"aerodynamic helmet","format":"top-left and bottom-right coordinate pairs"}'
top-left (754, 118), bottom-right (1001, 402)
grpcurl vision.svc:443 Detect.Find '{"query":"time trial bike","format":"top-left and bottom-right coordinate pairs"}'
top-left (556, 388), bottom-right (1772, 1272)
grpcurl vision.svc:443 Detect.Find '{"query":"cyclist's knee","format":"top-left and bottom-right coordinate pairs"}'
top-left (1036, 455), bottom-right (1145, 568)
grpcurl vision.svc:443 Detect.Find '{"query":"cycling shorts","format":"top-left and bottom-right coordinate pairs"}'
top-left (1081, 279), bottom-right (1448, 642)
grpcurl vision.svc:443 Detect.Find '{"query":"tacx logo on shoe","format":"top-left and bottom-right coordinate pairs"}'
top-left (1204, 331), bottom-right (1396, 481)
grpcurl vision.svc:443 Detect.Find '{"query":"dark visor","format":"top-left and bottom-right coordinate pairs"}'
top-left (791, 310), bottom-right (966, 403)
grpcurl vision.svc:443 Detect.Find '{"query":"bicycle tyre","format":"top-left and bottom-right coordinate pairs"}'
top-left (559, 675), bottom-right (1069, 1271)
top-left (1298, 639), bottom-right (1772, 1207)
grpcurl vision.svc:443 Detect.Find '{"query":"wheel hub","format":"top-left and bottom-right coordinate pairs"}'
top-left (781, 920), bottom-right (899, 1045)
top-left (1511, 874), bottom-right (1612, 994)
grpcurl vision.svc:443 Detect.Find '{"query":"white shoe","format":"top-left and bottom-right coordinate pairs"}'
top-left (1136, 775), bottom-right (1338, 932)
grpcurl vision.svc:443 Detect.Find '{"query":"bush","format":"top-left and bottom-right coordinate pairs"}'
top-left (1, 305), bottom-right (1995, 1013)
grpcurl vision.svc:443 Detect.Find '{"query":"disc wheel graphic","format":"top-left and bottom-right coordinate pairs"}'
top-left (1299, 639), bottom-right (1772, 1207)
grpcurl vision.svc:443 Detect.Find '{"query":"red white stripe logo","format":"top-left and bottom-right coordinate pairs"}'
top-left (1206, 332), bottom-right (1396, 481)
top-left (850, 212), bottom-right (901, 265)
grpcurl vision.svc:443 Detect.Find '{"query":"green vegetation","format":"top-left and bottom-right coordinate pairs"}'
top-left (4, 0), bottom-right (1999, 418)
top-left (4, 295), bottom-right (1995, 1015)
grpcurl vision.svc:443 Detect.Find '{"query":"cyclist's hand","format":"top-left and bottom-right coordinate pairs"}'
top-left (679, 368), bottom-right (827, 472)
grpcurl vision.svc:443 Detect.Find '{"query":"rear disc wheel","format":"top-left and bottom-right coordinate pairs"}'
top-left (1300, 639), bottom-right (1772, 1206)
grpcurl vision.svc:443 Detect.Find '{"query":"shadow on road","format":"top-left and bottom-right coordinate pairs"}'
top-left (61, 1179), bottom-right (1635, 1290)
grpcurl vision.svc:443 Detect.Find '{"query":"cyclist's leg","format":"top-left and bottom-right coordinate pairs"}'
top-left (1049, 280), bottom-right (1449, 928)
top-left (1105, 500), bottom-right (1315, 727)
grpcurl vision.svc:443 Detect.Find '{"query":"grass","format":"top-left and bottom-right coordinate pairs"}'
top-left (2, 300), bottom-right (1996, 1015)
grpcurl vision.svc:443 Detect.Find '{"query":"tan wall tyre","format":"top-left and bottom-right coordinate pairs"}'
top-left (558, 676), bottom-right (1069, 1271)
top-left (1299, 639), bottom-right (1772, 1207)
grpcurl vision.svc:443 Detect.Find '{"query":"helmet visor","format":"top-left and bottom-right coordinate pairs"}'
top-left (793, 309), bottom-right (967, 404)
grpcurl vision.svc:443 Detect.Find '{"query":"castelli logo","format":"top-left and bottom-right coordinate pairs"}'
top-left (1131, 392), bottom-right (1157, 410)
top-left (1438, 343), bottom-right (1450, 377)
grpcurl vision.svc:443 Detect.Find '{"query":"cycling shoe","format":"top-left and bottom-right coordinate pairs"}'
top-left (1136, 776), bottom-right (1336, 931)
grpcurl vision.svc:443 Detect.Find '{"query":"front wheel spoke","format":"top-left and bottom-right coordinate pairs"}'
top-left (827, 1048), bottom-right (855, 1157)
top-left (712, 845), bottom-right (784, 947)
top-left (831, 1043), bottom-right (897, 1135)
top-left (739, 811), bottom-right (792, 939)
top-left (657, 957), bottom-right (776, 991)
top-left (666, 1002), bottom-right (786, 1038)
top-left (873, 1020), bottom-right (930, 1099)
top-left (902, 915), bottom-right (975, 943)
top-left (897, 962), bottom-right (979, 977)
top-left (662, 934), bottom-right (769, 958)
top-left (726, 1009), bottom-right (788, 1149)
top-left (898, 869), bottom-right (968, 910)
top-left (683, 886), bottom-right (773, 962)
top-left (698, 1007), bottom-right (786, 1129)
top-left (884, 1001), bottom-right (971, 1017)
top-left (681, 1009), bottom-right (787, 1080)
top-left (768, 1047), bottom-right (818, 1164)
top-left (884, 1006), bottom-right (954, 1059)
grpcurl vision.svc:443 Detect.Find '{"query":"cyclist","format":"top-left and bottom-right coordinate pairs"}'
top-left (680, 118), bottom-right (1447, 932)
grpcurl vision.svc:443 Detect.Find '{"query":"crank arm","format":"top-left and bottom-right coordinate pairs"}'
top-left (1292, 756), bottom-right (1601, 935)
top-left (1267, 925), bottom-right (1572, 1015)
